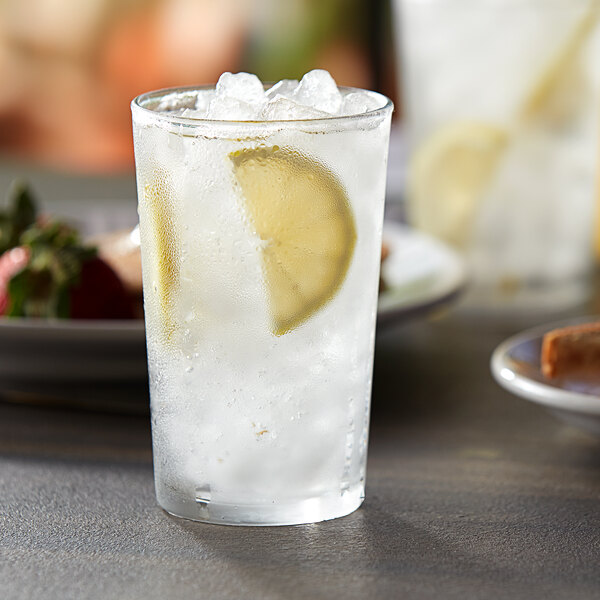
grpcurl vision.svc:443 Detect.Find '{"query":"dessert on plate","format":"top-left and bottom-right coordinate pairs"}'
top-left (541, 321), bottom-right (600, 378)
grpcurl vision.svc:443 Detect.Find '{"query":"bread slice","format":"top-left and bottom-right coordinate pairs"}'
top-left (541, 322), bottom-right (600, 378)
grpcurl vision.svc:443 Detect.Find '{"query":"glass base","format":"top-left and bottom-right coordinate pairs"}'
top-left (157, 485), bottom-right (365, 526)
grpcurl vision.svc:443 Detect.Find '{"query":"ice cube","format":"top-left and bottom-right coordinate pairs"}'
top-left (261, 97), bottom-right (330, 121)
top-left (179, 107), bottom-right (208, 119)
top-left (266, 79), bottom-right (299, 100)
top-left (293, 69), bottom-right (342, 114)
top-left (216, 72), bottom-right (266, 105)
top-left (157, 90), bottom-right (198, 112)
top-left (341, 91), bottom-right (383, 116)
top-left (194, 90), bottom-right (213, 114)
top-left (206, 96), bottom-right (259, 121)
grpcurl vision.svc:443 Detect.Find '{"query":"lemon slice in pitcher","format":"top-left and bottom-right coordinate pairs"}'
top-left (231, 146), bottom-right (356, 336)
top-left (143, 170), bottom-right (179, 340)
top-left (408, 122), bottom-right (508, 248)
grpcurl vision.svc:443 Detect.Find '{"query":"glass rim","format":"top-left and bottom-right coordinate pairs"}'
top-left (131, 84), bottom-right (394, 128)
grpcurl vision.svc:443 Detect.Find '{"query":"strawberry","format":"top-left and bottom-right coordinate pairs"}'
top-left (0, 246), bottom-right (30, 315)
top-left (0, 182), bottom-right (134, 320)
top-left (69, 256), bottom-right (134, 319)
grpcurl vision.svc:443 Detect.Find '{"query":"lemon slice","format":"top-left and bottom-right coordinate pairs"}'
top-left (520, 6), bottom-right (598, 121)
top-left (143, 170), bottom-right (179, 340)
top-left (231, 145), bottom-right (356, 336)
top-left (407, 123), bottom-right (508, 247)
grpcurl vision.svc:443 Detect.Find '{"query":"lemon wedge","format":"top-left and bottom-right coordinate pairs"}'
top-left (520, 6), bottom-right (598, 121)
top-left (407, 123), bottom-right (508, 247)
top-left (231, 145), bottom-right (356, 336)
top-left (144, 170), bottom-right (179, 340)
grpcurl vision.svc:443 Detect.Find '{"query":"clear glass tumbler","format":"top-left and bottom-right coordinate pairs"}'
top-left (396, 0), bottom-right (600, 310)
top-left (131, 86), bottom-right (393, 525)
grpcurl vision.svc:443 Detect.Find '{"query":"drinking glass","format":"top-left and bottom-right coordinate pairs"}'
top-left (131, 86), bottom-right (393, 525)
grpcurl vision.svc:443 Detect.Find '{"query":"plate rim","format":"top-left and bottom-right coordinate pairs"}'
top-left (377, 221), bottom-right (467, 325)
top-left (0, 315), bottom-right (145, 342)
top-left (490, 317), bottom-right (600, 416)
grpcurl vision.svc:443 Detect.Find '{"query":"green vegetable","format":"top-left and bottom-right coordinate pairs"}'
top-left (1, 182), bottom-right (97, 318)
top-left (0, 181), bottom-right (36, 255)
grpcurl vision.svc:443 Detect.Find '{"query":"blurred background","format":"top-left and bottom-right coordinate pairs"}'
top-left (0, 0), bottom-right (597, 299)
top-left (0, 0), bottom-right (396, 181)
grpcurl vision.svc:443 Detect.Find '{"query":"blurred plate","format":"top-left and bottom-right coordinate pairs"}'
top-left (0, 221), bottom-right (465, 400)
top-left (378, 221), bottom-right (466, 327)
top-left (0, 318), bottom-right (147, 410)
top-left (491, 318), bottom-right (600, 437)
top-left (0, 317), bottom-right (145, 381)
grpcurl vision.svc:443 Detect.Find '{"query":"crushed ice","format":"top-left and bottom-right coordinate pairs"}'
top-left (161, 70), bottom-right (383, 121)
top-left (293, 70), bottom-right (342, 114)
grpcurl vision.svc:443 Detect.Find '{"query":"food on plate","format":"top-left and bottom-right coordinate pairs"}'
top-left (379, 239), bottom-right (390, 291)
top-left (541, 321), bottom-right (600, 378)
top-left (0, 183), bottom-right (134, 319)
top-left (380, 240), bottom-right (390, 264)
top-left (90, 227), bottom-right (143, 317)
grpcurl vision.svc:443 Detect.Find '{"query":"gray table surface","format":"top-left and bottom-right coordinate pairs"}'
top-left (2, 300), bottom-right (600, 600)
top-left (1, 146), bottom-right (599, 599)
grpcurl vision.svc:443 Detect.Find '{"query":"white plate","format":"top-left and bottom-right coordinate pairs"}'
top-left (378, 221), bottom-right (466, 327)
top-left (491, 318), bottom-right (600, 437)
top-left (0, 221), bottom-right (465, 396)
